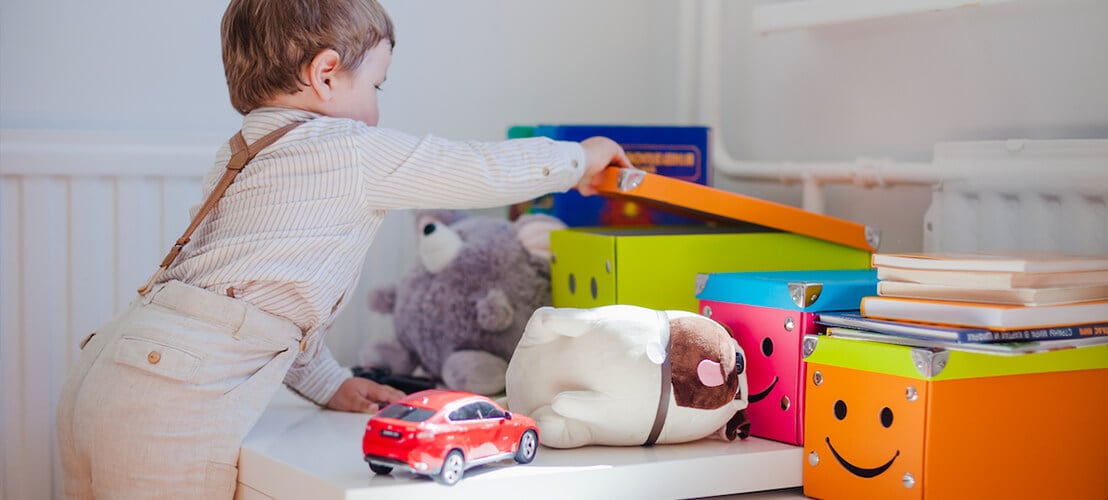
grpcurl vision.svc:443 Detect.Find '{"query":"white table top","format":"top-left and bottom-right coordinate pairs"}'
top-left (236, 388), bottom-right (805, 500)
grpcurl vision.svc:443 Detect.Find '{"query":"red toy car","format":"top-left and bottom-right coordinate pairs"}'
top-left (362, 389), bottom-right (539, 485)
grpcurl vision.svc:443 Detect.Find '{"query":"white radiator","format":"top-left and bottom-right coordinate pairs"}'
top-left (923, 139), bottom-right (1108, 254)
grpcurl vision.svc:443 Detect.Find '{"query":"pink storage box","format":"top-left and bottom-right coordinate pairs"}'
top-left (696, 269), bottom-right (877, 445)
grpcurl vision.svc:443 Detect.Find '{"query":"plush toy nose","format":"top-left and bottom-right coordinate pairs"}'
top-left (419, 221), bottom-right (463, 273)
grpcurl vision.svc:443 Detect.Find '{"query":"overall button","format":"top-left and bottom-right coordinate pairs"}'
top-left (147, 351), bottom-right (162, 364)
top-left (541, 167), bottom-right (551, 176)
top-left (571, 159), bottom-right (579, 168)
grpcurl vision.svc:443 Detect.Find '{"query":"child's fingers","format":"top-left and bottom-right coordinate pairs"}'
top-left (381, 386), bottom-right (405, 402)
top-left (612, 149), bottom-right (633, 169)
top-left (366, 383), bottom-right (405, 404)
top-left (353, 390), bottom-right (380, 413)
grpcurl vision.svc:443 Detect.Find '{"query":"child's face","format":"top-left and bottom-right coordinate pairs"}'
top-left (331, 40), bottom-right (392, 126)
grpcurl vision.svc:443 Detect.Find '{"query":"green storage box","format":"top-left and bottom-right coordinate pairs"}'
top-left (550, 226), bottom-right (872, 312)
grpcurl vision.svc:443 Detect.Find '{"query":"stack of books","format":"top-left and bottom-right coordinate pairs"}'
top-left (818, 251), bottom-right (1108, 354)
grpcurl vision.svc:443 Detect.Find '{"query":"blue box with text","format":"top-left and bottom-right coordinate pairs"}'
top-left (508, 124), bottom-right (711, 227)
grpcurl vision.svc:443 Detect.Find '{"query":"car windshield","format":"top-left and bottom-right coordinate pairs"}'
top-left (378, 404), bottom-right (435, 422)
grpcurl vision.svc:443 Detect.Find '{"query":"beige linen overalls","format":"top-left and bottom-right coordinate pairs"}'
top-left (56, 123), bottom-right (307, 499)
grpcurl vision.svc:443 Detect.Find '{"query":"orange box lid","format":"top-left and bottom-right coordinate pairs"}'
top-left (594, 168), bottom-right (880, 252)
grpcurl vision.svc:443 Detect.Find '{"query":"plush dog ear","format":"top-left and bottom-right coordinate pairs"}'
top-left (514, 214), bottom-right (567, 260)
top-left (715, 319), bottom-right (735, 339)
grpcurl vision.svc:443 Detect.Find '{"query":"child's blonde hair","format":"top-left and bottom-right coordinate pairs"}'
top-left (221, 0), bottom-right (395, 115)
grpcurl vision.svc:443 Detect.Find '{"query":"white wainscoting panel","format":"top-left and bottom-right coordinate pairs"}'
top-left (1, 129), bottom-right (215, 500)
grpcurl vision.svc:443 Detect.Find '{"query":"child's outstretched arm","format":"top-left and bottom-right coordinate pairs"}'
top-left (283, 339), bottom-right (404, 412)
top-left (576, 137), bottom-right (634, 196)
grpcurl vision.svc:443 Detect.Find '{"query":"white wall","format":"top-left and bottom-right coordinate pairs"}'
top-left (0, 0), bottom-right (681, 134)
top-left (2, 1), bottom-right (1107, 498)
top-left (729, 0), bottom-right (1108, 160)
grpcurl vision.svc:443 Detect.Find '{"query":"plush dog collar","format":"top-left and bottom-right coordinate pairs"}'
top-left (644, 311), bottom-right (671, 446)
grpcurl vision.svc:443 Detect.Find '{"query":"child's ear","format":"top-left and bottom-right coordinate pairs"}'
top-left (306, 49), bottom-right (342, 101)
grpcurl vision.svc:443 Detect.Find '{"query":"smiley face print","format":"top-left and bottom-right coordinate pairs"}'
top-left (748, 336), bottom-right (780, 404)
top-left (804, 364), bottom-right (926, 500)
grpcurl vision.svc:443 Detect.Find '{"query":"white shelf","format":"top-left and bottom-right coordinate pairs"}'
top-left (752, 0), bottom-right (1017, 34)
top-left (236, 388), bottom-right (804, 499)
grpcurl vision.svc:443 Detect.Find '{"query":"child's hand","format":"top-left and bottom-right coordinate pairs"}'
top-left (577, 137), bottom-right (634, 196)
top-left (326, 377), bottom-right (406, 413)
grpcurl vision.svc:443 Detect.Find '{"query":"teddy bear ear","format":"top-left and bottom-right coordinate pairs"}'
top-left (514, 214), bottom-right (567, 260)
top-left (414, 209), bottom-right (468, 232)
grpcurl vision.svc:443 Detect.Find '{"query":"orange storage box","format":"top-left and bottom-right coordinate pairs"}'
top-left (801, 334), bottom-right (1108, 500)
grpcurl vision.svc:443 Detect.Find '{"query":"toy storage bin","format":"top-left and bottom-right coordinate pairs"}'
top-left (801, 334), bottom-right (1108, 500)
top-left (696, 269), bottom-right (878, 445)
top-left (549, 227), bottom-right (871, 312)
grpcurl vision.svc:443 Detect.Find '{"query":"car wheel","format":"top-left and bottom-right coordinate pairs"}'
top-left (368, 462), bottom-right (393, 475)
top-left (514, 429), bottom-right (538, 464)
top-left (434, 450), bottom-right (465, 486)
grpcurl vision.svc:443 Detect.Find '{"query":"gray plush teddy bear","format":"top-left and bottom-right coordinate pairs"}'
top-left (365, 210), bottom-right (566, 395)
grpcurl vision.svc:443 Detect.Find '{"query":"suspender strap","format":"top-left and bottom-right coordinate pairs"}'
top-left (137, 121), bottom-right (305, 295)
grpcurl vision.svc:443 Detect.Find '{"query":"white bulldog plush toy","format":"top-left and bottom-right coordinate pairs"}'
top-left (505, 305), bottom-right (751, 449)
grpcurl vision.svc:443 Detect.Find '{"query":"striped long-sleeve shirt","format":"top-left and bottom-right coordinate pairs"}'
top-left (160, 107), bottom-right (586, 403)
